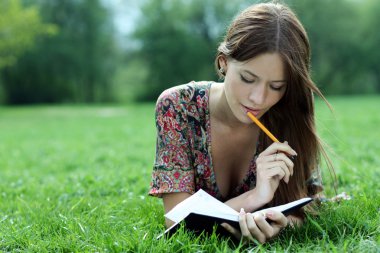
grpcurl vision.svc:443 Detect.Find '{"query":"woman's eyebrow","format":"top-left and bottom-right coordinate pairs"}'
top-left (243, 70), bottom-right (286, 83)
top-left (243, 70), bottom-right (259, 78)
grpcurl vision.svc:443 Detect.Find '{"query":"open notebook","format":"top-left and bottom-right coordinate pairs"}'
top-left (157, 189), bottom-right (312, 239)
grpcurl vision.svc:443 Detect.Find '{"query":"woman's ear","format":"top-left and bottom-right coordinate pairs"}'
top-left (218, 55), bottom-right (228, 72)
top-left (218, 55), bottom-right (228, 77)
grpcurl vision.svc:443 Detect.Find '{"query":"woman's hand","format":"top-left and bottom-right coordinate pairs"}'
top-left (254, 141), bottom-right (297, 204)
top-left (221, 209), bottom-right (288, 244)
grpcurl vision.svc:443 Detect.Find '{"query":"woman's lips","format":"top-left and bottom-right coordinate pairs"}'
top-left (243, 105), bottom-right (261, 117)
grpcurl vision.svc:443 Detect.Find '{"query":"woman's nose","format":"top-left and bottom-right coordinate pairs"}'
top-left (248, 84), bottom-right (266, 106)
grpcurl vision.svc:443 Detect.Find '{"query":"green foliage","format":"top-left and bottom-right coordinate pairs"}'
top-left (359, 0), bottom-right (380, 93)
top-left (1, 0), bottom-right (118, 104)
top-left (132, 0), bottom-right (380, 101)
top-left (113, 57), bottom-right (149, 103)
top-left (289, 0), bottom-right (377, 95)
top-left (1, 0), bottom-right (380, 104)
top-left (0, 0), bottom-right (57, 69)
top-left (0, 97), bottom-right (379, 251)
top-left (133, 0), bottom-right (250, 101)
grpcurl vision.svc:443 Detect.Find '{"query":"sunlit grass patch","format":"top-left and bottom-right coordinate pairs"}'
top-left (0, 97), bottom-right (379, 252)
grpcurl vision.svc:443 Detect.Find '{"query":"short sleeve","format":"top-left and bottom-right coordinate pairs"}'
top-left (149, 88), bottom-right (195, 197)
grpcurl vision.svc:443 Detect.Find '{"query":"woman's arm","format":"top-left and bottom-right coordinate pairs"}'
top-left (221, 142), bottom-right (298, 243)
top-left (162, 192), bottom-right (192, 228)
top-left (226, 142), bottom-right (297, 213)
top-left (224, 188), bottom-right (268, 212)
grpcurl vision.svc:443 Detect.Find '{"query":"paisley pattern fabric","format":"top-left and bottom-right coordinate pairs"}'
top-left (149, 81), bottom-right (258, 201)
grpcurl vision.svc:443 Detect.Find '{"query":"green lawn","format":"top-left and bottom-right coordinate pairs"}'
top-left (0, 97), bottom-right (379, 252)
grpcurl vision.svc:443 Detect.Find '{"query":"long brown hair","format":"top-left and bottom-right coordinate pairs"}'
top-left (215, 2), bottom-right (334, 208)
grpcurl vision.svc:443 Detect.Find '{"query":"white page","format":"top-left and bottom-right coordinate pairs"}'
top-left (256, 197), bottom-right (312, 214)
top-left (165, 189), bottom-right (238, 223)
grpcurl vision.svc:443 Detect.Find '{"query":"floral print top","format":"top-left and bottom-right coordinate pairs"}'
top-left (149, 81), bottom-right (259, 201)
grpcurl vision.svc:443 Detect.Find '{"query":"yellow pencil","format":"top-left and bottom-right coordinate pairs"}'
top-left (247, 111), bottom-right (280, 143)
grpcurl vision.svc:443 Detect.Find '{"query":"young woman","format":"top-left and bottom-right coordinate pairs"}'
top-left (149, 2), bottom-right (327, 244)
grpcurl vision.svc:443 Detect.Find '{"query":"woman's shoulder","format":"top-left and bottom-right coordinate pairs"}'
top-left (156, 81), bottom-right (213, 106)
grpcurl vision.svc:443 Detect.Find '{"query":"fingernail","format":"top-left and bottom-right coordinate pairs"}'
top-left (240, 208), bottom-right (245, 214)
top-left (284, 141), bottom-right (288, 144)
top-left (266, 211), bottom-right (273, 218)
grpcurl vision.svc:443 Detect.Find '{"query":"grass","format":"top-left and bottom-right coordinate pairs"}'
top-left (0, 97), bottom-right (379, 252)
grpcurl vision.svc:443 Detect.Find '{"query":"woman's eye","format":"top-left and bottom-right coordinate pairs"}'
top-left (240, 75), bottom-right (254, 83)
top-left (270, 85), bottom-right (285, 91)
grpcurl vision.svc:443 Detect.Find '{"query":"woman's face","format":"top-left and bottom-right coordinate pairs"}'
top-left (222, 52), bottom-right (287, 124)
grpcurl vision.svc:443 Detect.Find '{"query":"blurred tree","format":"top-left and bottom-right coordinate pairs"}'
top-left (132, 0), bottom-right (379, 100)
top-left (288, 0), bottom-right (366, 94)
top-left (359, 0), bottom-right (380, 93)
top-left (1, 0), bottom-right (117, 104)
top-left (2, 0), bottom-right (378, 104)
top-left (0, 0), bottom-right (56, 69)
top-left (133, 0), bottom-right (250, 101)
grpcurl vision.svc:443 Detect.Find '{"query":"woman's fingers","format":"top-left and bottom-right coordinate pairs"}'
top-left (258, 161), bottom-right (291, 183)
top-left (265, 210), bottom-right (288, 228)
top-left (247, 213), bottom-right (266, 243)
top-left (238, 209), bottom-right (255, 241)
top-left (260, 153), bottom-right (294, 176)
top-left (253, 212), bottom-right (275, 239)
top-left (224, 210), bottom-right (288, 244)
top-left (239, 210), bottom-right (267, 244)
top-left (258, 141), bottom-right (297, 158)
top-left (256, 143), bottom-right (295, 183)
top-left (267, 166), bottom-right (287, 183)
top-left (256, 153), bottom-right (294, 175)
top-left (253, 210), bottom-right (288, 240)
top-left (275, 162), bottom-right (290, 183)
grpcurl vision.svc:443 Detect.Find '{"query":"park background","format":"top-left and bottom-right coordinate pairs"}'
top-left (0, 0), bottom-right (379, 252)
